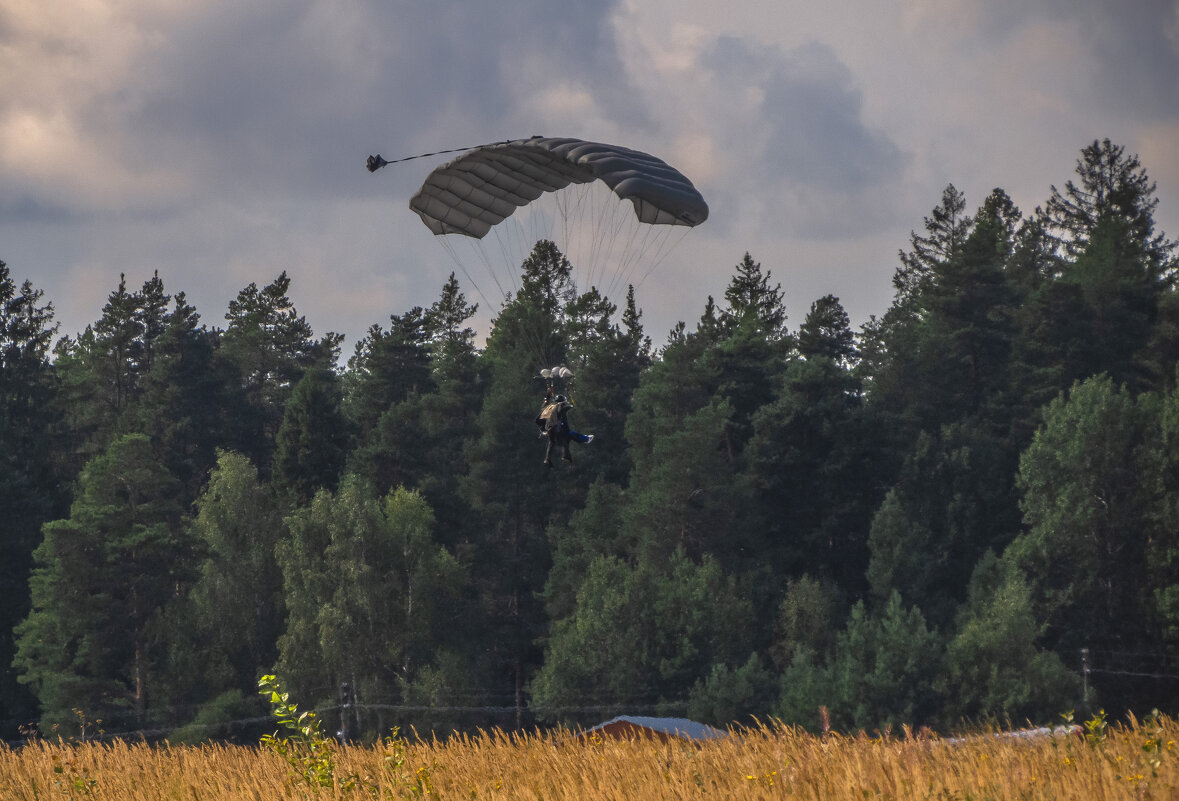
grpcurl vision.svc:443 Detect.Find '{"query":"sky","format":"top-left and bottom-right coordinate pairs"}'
top-left (3, 0), bottom-right (1178, 355)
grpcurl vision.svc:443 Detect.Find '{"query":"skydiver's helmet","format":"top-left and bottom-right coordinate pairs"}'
top-left (555, 395), bottom-right (567, 403)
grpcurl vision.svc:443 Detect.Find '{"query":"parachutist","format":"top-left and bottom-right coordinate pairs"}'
top-left (536, 393), bottom-right (593, 467)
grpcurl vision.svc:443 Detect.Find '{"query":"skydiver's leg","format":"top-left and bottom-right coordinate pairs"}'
top-left (559, 419), bottom-right (591, 444)
top-left (561, 434), bottom-right (573, 463)
top-left (544, 433), bottom-right (555, 466)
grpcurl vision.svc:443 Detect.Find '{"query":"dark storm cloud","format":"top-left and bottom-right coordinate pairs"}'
top-left (126, 0), bottom-right (636, 200)
top-left (956, 0), bottom-right (1179, 119)
top-left (1080, 0), bottom-right (1179, 118)
top-left (696, 35), bottom-right (908, 239)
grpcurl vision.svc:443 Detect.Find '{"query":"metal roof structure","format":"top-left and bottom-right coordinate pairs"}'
top-left (582, 715), bottom-right (728, 742)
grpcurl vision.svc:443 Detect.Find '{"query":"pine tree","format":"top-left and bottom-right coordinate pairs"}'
top-left (343, 307), bottom-right (433, 439)
top-left (560, 286), bottom-right (646, 483)
top-left (1045, 138), bottom-right (1175, 270)
top-left (346, 277), bottom-right (481, 539)
top-left (220, 272), bottom-right (342, 472)
top-left (797, 294), bottom-right (857, 364)
top-left (745, 330), bottom-right (877, 594)
top-left (125, 292), bottom-right (233, 501)
top-left (273, 367), bottom-right (351, 503)
top-left (13, 434), bottom-right (195, 730)
top-left (0, 261), bottom-right (62, 735)
top-left (708, 254), bottom-right (793, 451)
top-left (777, 592), bottom-right (943, 731)
top-left (1030, 140), bottom-right (1178, 394)
top-left (893, 184), bottom-right (972, 311)
top-left (720, 252), bottom-right (788, 339)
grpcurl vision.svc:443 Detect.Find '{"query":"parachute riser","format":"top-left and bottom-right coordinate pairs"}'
top-left (539, 365), bottom-right (576, 406)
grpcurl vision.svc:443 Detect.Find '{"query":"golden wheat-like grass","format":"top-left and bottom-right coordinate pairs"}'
top-left (2, 716), bottom-right (1175, 800)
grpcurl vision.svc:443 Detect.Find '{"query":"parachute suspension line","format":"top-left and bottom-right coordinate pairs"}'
top-left (485, 222), bottom-right (558, 370)
top-left (467, 228), bottom-right (513, 302)
top-left (550, 183), bottom-right (584, 288)
top-left (597, 192), bottom-right (638, 298)
top-left (584, 182), bottom-right (615, 293)
top-left (630, 225), bottom-right (691, 290)
top-left (437, 237), bottom-right (498, 323)
top-left (601, 212), bottom-right (643, 301)
top-left (583, 195), bottom-right (637, 301)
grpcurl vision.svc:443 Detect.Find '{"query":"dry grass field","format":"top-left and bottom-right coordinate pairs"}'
top-left (1, 715), bottom-right (1175, 800)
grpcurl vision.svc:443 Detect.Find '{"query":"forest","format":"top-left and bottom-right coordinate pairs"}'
top-left (2, 138), bottom-right (1178, 743)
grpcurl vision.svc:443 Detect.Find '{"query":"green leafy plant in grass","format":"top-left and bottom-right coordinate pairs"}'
top-left (1083, 708), bottom-right (1109, 746)
top-left (51, 752), bottom-right (97, 799)
top-left (257, 673), bottom-right (433, 798)
top-left (259, 673), bottom-right (337, 789)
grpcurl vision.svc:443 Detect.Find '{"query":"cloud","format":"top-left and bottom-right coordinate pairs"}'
top-left (899, 0), bottom-right (1179, 119)
top-left (1, 0), bottom-right (642, 341)
top-left (2, 0), bottom-right (633, 214)
top-left (1, 0), bottom-right (1176, 351)
top-left (614, 27), bottom-right (909, 241)
top-left (0, 1), bottom-right (189, 215)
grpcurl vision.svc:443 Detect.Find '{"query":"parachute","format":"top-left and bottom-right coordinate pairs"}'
top-left (370, 136), bottom-right (709, 373)
top-left (407, 136), bottom-right (708, 238)
top-left (371, 136), bottom-right (708, 304)
top-left (539, 366), bottom-right (574, 381)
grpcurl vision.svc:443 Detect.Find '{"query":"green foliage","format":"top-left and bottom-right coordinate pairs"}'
top-left (220, 271), bottom-right (342, 470)
top-left (531, 550), bottom-right (752, 725)
top-left (6, 139), bottom-right (1179, 736)
top-left (1084, 708), bottom-right (1109, 746)
top-left (770, 575), bottom-right (843, 670)
top-left (51, 749), bottom-right (98, 799)
top-left (258, 674), bottom-right (432, 797)
top-left (687, 653), bottom-right (776, 726)
top-left (175, 451), bottom-right (285, 703)
top-left (746, 353), bottom-right (875, 590)
top-left (720, 252), bottom-right (788, 340)
top-left (940, 553), bottom-right (1078, 722)
top-left (14, 433), bottom-right (195, 730)
top-left (258, 673), bottom-right (338, 789)
top-left (276, 478), bottom-right (466, 720)
top-left (167, 689), bottom-right (254, 744)
top-left (0, 260), bottom-right (61, 733)
top-left (778, 592), bottom-right (943, 732)
top-left (867, 424), bottom-right (1021, 628)
top-left (273, 366), bottom-right (351, 502)
top-left (1008, 375), bottom-right (1155, 650)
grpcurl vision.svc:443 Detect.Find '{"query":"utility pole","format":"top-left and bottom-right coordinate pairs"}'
top-left (339, 681), bottom-right (353, 743)
top-left (1081, 648), bottom-right (1090, 706)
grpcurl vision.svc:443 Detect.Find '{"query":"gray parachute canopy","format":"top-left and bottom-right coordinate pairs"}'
top-left (408, 136), bottom-right (709, 239)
